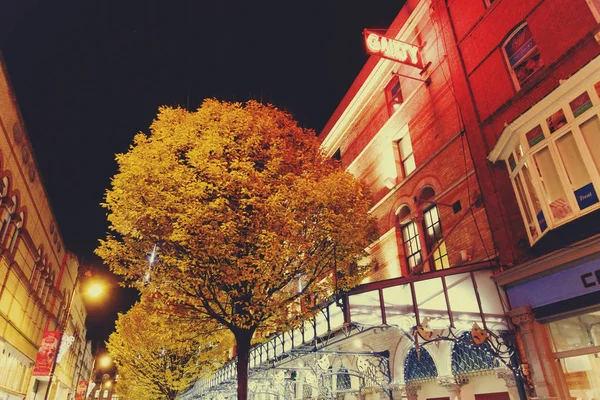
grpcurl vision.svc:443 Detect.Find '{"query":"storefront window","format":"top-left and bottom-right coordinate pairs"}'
top-left (548, 310), bottom-right (600, 399)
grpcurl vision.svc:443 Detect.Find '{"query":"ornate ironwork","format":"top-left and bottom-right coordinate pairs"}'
top-left (405, 318), bottom-right (532, 395)
top-left (404, 347), bottom-right (438, 383)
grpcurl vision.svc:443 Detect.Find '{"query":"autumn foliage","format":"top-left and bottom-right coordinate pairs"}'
top-left (97, 100), bottom-right (376, 399)
top-left (107, 297), bottom-right (232, 400)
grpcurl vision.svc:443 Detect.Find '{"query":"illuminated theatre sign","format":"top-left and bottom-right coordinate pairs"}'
top-left (364, 30), bottom-right (423, 69)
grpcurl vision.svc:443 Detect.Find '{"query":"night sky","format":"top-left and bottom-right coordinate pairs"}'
top-left (0, 0), bottom-right (401, 347)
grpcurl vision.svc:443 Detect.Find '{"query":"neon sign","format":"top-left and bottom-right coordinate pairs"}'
top-left (364, 30), bottom-right (422, 69)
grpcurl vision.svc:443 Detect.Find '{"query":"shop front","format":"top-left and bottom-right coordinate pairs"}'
top-left (495, 235), bottom-right (600, 400)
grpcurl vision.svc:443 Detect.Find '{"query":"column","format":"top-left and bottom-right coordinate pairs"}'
top-left (437, 377), bottom-right (468, 400)
top-left (497, 368), bottom-right (520, 400)
top-left (508, 306), bottom-right (561, 399)
top-left (390, 383), bottom-right (403, 400)
top-left (404, 383), bottom-right (420, 400)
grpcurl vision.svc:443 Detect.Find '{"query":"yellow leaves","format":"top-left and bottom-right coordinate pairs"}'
top-left (97, 99), bottom-right (376, 354)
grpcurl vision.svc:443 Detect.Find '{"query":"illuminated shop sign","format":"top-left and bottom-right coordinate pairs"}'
top-left (507, 257), bottom-right (600, 310)
top-left (363, 30), bottom-right (422, 69)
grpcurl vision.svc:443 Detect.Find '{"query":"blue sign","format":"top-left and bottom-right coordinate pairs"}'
top-left (574, 182), bottom-right (599, 210)
top-left (536, 211), bottom-right (547, 232)
top-left (507, 256), bottom-right (600, 309)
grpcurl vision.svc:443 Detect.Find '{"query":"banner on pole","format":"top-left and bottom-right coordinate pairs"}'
top-left (75, 380), bottom-right (88, 400)
top-left (32, 331), bottom-right (60, 376)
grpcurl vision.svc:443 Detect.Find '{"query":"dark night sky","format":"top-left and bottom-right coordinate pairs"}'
top-left (0, 0), bottom-right (401, 347)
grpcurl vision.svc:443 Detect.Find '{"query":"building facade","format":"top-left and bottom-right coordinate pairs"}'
top-left (0, 54), bottom-right (92, 400)
top-left (181, 1), bottom-right (524, 399)
top-left (445, 0), bottom-right (600, 398)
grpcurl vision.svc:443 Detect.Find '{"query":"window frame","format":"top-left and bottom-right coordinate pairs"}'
top-left (385, 76), bottom-right (403, 116)
top-left (502, 23), bottom-right (543, 90)
top-left (423, 206), bottom-right (449, 270)
top-left (505, 79), bottom-right (600, 245)
top-left (396, 136), bottom-right (416, 179)
top-left (401, 220), bottom-right (422, 271)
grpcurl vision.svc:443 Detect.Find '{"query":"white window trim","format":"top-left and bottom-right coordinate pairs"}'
top-left (502, 23), bottom-right (542, 90)
top-left (490, 55), bottom-right (600, 244)
top-left (490, 54), bottom-right (600, 162)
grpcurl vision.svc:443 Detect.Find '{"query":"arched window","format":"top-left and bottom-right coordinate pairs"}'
top-left (398, 205), bottom-right (422, 271)
top-left (0, 195), bottom-right (17, 243)
top-left (0, 177), bottom-right (8, 202)
top-left (503, 23), bottom-right (543, 88)
top-left (404, 347), bottom-right (438, 383)
top-left (451, 332), bottom-right (497, 375)
top-left (31, 247), bottom-right (43, 290)
top-left (8, 211), bottom-right (24, 253)
top-left (415, 187), bottom-right (449, 270)
top-left (423, 205), bottom-right (449, 270)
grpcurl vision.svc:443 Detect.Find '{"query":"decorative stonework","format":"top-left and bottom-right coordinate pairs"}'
top-left (497, 368), bottom-right (517, 387)
top-left (511, 312), bottom-right (535, 326)
top-left (507, 306), bottom-right (535, 327)
top-left (404, 384), bottom-right (421, 396)
top-left (438, 376), bottom-right (468, 392)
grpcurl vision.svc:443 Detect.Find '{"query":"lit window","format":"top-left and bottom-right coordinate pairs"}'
top-left (8, 212), bottom-right (24, 253)
top-left (385, 76), bottom-right (402, 116)
top-left (103, 389), bottom-right (109, 398)
top-left (397, 136), bottom-right (416, 178)
top-left (94, 390), bottom-right (100, 399)
top-left (503, 24), bottom-right (543, 88)
top-left (402, 221), bottom-right (422, 271)
top-left (493, 76), bottom-right (600, 244)
top-left (423, 206), bottom-right (449, 270)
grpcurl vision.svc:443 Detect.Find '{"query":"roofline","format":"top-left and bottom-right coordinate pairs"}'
top-left (319, 1), bottom-right (421, 142)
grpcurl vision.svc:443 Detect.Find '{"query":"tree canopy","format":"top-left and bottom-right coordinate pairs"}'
top-left (107, 296), bottom-right (232, 400)
top-left (97, 99), bottom-right (376, 399)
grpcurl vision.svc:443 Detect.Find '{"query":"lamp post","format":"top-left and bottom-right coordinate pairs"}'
top-left (41, 275), bottom-right (105, 400)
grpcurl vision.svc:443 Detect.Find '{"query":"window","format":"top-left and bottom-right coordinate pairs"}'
top-left (503, 24), bottom-right (543, 88)
top-left (94, 390), bottom-right (100, 399)
top-left (0, 196), bottom-right (16, 243)
top-left (498, 77), bottom-right (600, 244)
top-left (402, 221), bottom-right (422, 271)
top-left (8, 212), bottom-right (23, 253)
top-left (548, 310), bottom-right (600, 399)
top-left (103, 389), bottom-right (109, 398)
top-left (423, 206), bottom-right (449, 270)
top-left (397, 136), bottom-right (416, 178)
top-left (385, 76), bottom-right (402, 116)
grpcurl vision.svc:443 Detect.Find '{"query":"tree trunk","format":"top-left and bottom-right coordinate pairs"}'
top-left (234, 329), bottom-right (254, 400)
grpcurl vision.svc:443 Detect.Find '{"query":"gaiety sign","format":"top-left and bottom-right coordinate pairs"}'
top-left (364, 30), bottom-right (422, 69)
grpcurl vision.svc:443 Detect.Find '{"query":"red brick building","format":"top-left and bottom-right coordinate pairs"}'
top-left (446, 0), bottom-right (600, 398)
top-left (182, 1), bottom-right (600, 399)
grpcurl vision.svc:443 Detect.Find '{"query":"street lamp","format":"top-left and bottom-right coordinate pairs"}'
top-left (98, 354), bottom-right (112, 369)
top-left (41, 276), bottom-right (106, 400)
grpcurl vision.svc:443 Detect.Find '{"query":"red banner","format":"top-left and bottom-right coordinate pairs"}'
top-left (75, 380), bottom-right (88, 400)
top-left (32, 331), bottom-right (60, 376)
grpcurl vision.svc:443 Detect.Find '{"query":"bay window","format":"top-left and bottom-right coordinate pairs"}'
top-left (490, 57), bottom-right (600, 244)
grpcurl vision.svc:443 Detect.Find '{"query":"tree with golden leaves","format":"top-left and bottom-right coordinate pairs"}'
top-left (107, 296), bottom-right (232, 400)
top-left (96, 100), bottom-right (376, 400)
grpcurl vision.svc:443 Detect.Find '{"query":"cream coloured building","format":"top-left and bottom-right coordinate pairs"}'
top-left (0, 53), bottom-right (92, 400)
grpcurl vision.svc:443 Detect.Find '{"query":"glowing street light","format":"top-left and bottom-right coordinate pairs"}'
top-left (86, 281), bottom-right (106, 299)
top-left (99, 354), bottom-right (112, 368)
